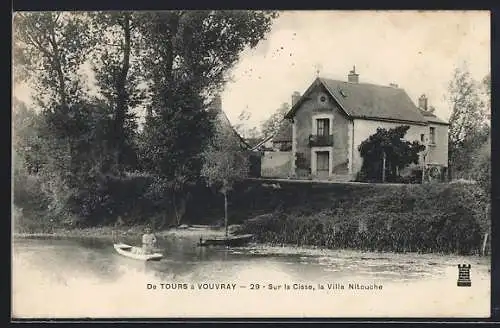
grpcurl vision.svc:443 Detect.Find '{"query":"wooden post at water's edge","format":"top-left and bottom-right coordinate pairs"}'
top-left (224, 190), bottom-right (228, 239)
top-left (482, 233), bottom-right (489, 256)
top-left (382, 151), bottom-right (386, 183)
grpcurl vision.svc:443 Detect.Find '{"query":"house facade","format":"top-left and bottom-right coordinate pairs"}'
top-left (280, 68), bottom-right (449, 182)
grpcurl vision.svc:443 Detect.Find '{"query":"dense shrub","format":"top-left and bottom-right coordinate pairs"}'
top-left (14, 167), bottom-right (490, 255)
top-left (70, 173), bottom-right (155, 225)
top-left (13, 172), bottom-right (158, 231)
top-left (237, 182), bottom-right (488, 255)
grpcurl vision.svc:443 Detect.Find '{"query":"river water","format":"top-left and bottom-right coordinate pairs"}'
top-left (12, 235), bottom-right (490, 318)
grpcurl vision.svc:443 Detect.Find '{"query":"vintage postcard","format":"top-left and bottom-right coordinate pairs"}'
top-left (12, 10), bottom-right (491, 319)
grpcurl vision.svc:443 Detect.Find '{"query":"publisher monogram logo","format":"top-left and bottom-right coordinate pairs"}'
top-left (457, 264), bottom-right (471, 287)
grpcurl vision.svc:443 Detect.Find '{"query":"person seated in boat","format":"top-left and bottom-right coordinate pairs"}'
top-left (141, 226), bottom-right (157, 254)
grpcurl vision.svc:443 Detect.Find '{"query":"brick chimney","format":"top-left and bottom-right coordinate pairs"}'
top-left (348, 65), bottom-right (359, 83)
top-left (291, 91), bottom-right (301, 106)
top-left (418, 94), bottom-right (428, 110)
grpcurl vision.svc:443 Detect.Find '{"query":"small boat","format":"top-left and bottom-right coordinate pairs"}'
top-left (198, 234), bottom-right (254, 247)
top-left (113, 243), bottom-right (163, 261)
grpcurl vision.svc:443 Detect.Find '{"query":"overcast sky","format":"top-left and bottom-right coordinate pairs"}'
top-left (222, 10), bottom-right (490, 132)
top-left (13, 10), bottom-right (490, 134)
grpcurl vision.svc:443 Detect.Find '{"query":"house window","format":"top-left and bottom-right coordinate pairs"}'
top-left (316, 118), bottom-right (330, 136)
top-left (429, 127), bottom-right (436, 144)
top-left (316, 151), bottom-right (329, 172)
top-left (420, 134), bottom-right (425, 142)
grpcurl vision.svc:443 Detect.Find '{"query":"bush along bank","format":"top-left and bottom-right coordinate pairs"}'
top-left (237, 182), bottom-right (489, 255)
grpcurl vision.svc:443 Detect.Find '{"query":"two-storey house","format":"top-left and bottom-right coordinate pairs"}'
top-left (281, 67), bottom-right (449, 181)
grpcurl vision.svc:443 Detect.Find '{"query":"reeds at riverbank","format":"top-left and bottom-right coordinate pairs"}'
top-left (235, 182), bottom-right (489, 255)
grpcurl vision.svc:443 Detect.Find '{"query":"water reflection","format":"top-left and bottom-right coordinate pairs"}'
top-left (12, 236), bottom-right (491, 318)
top-left (13, 236), bottom-right (491, 283)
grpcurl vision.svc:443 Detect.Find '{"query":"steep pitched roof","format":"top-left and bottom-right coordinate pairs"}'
top-left (285, 77), bottom-right (438, 126)
top-left (208, 107), bottom-right (251, 150)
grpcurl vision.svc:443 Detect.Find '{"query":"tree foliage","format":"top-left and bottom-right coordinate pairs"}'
top-left (357, 125), bottom-right (425, 182)
top-left (201, 115), bottom-right (250, 235)
top-left (447, 65), bottom-right (489, 179)
top-left (136, 10), bottom-right (276, 224)
top-left (13, 12), bottom-right (108, 221)
top-left (13, 12), bottom-right (96, 109)
top-left (12, 98), bottom-right (45, 175)
top-left (471, 133), bottom-right (491, 196)
top-left (201, 118), bottom-right (250, 193)
top-left (261, 102), bottom-right (289, 138)
top-left (89, 12), bottom-right (145, 171)
top-left (12, 10), bottom-right (277, 229)
top-left (481, 73), bottom-right (491, 116)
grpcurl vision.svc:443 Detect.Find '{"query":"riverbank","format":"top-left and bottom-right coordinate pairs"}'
top-left (236, 182), bottom-right (490, 256)
top-left (13, 181), bottom-right (490, 255)
top-left (12, 224), bottom-right (237, 241)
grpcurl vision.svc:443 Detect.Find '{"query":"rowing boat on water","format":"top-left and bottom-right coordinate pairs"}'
top-left (113, 243), bottom-right (163, 261)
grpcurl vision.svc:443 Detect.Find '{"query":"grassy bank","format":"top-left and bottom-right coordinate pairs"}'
top-left (13, 178), bottom-right (489, 255)
top-left (235, 181), bottom-right (489, 255)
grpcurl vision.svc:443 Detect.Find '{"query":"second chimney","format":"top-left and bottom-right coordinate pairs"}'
top-left (418, 94), bottom-right (428, 110)
top-left (292, 91), bottom-right (301, 106)
top-left (348, 65), bottom-right (359, 83)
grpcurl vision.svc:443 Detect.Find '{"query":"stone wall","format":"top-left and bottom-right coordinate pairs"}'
top-left (261, 151), bottom-right (293, 178)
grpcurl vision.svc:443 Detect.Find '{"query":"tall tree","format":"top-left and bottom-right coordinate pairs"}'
top-left (89, 12), bottom-right (146, 172)
top-left (201, 118), bottom-right (250, 237)
top-left (357, 126), bottom-right (425, 183)
top-left (13, 12), bottom-right (97, 173)
top-left (13, 12), bottom-right (95, 109)
top-left (447, 65), bottom-right (489, 178)
top-left (13, 12), bottom-right (112, 220)
top-left (137, 10), bottom-right (277, 224)
top-left (261, 102), bottom-right (289, 138)
top-left (481, 73), bottom-right (491, 119)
